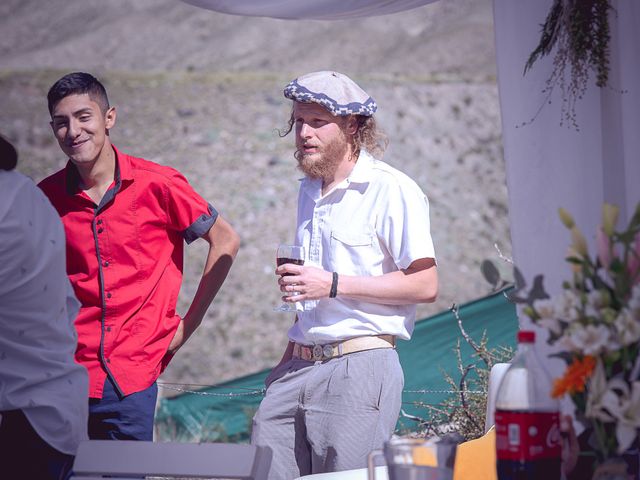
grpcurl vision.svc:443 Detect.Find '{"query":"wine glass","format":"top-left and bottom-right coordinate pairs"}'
top-left (274, 244), bottom-right (305, 312)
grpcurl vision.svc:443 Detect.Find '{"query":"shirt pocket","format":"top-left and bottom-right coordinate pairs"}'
top-left (329, 228), bottom-right (376, 276)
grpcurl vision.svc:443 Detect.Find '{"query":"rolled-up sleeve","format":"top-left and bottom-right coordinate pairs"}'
top-left (165, 172), bottom-right (218, 244)
top-left (378, 180), bottom-right (436, 270)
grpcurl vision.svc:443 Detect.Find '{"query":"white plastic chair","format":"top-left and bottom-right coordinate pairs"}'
top-left (70, 440), bottom-right (272, 479)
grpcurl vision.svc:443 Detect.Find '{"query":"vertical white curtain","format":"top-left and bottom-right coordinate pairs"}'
top-left (492, 0), bottom-right (640, 300)
top-left (493, 0), bottom-right (640, 389)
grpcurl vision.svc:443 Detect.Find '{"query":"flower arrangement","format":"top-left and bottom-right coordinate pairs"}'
top-left (509, 202), bottom-right (640, 473)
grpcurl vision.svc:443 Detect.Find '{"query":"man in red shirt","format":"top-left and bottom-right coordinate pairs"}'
top-left (39, 72), bottom-right (240, 440)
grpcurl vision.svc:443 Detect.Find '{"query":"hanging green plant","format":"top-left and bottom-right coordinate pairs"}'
top-left (523, 0), bottom-right (613, 129)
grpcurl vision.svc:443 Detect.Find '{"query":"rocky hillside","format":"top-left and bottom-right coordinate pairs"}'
top-left (0, 0), bottom-right (512, 391)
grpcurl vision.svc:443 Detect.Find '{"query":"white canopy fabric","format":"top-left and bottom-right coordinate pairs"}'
top-left (179, 0), bottom-right (437, 20)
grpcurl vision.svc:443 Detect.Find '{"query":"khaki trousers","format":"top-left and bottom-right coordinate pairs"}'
top-left (251, 348), bottom-right (404, 480)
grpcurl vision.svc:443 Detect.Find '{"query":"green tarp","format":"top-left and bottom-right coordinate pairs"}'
top-left (155, 289), bottom-right (518, 442)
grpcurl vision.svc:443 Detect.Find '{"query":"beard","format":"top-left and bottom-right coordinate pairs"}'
top-left (295, 134), bottom-right (350, 180)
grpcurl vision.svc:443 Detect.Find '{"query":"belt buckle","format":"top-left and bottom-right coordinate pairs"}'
top-left (311, 344), bottom-right (336, 360)
top-left (322, 344), bottom-right (334, 359)
top-left (312, 345), bottom-right (323, 360)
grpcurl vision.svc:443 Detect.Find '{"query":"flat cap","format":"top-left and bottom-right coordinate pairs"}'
top-left (284, 71), bottom-right (377, 117)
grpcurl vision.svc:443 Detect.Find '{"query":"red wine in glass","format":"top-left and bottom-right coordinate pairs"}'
top-left (277, 258), bottom-right (304, 270)
top-left (275, 245), bottom-right (305, 312)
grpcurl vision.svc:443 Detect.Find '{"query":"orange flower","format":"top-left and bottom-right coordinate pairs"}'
top-left (552, 355), bottom-right (597, 398)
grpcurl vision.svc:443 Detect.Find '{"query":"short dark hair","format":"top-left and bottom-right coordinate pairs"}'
top-left (47, 72), bottom-right (110, 115)
top-left (0, 134), bottom-right (18, 171)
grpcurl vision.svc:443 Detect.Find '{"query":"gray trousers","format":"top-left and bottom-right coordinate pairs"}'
top-left (251, 348), bottom-right (404, 480)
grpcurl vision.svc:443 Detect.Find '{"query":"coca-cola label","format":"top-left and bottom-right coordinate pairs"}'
top-left (495, 410), bottom-right (561, 461)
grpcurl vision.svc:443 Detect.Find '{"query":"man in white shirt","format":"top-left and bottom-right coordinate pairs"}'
top-left (0, 135), bottom-right (89, 480)
top-left (251, 71), bottom-right (438, 479)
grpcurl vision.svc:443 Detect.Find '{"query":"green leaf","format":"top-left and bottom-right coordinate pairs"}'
top-left (513, 266), bottom-right (526, 291)
top-left (565, 256), bottom-right (584, 265)
top-left (609, 258), bottom-right (624, 274)
top-left (505, 290), bottom-right (527, 304)
top-left (481, 260), bottom-right (501, 288)
top-left (528, 275), bottom-right (550, 302)
top-left (549, 351), bottom-right (574, 363)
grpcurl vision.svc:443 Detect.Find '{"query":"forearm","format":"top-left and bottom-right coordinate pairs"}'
top-left (339, 263), bottom-right (438, 305)
top-left (183, 217), bottom-right (240, 339)
top-left (280, 257), bottom-right (437, 306)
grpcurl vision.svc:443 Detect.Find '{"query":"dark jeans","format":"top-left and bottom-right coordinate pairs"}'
top-left (0, 409), bottom-right (74, 480)
top-left (88, 376), bottom-right (158, 440)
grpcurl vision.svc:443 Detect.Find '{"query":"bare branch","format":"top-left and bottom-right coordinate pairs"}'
top-left (458, 365), bottom-right (482, 432)
top-left (494, 243), bottom-right (514, 265)
top-left (450, 304), bottom-right (491, 367)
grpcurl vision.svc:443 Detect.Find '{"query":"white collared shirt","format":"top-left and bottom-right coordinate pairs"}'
top-left (0, 171), bottom-right (88, 455)
top-left (288, 150), bottom-right (436, 344)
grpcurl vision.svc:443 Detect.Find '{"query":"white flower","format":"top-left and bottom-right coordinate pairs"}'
top-left (557, 290), bottom-right (581, 321)
top-left (568, 324), bottom-right (611, 356)
top-left (585, 359), bottom-right (615, 423)
top-left (538, 318), bottom-right (563, 336)
top-left (555, 322), bottom-right (581, 352)
top-left (555, 332), bottom-right (578, 352)
top-left (614, 309), bottom-right (640, 347)
top-left (587, 289), bottom-right (609, 310)
top-left (534, 298), bottom-right (557, 318)
top-left (600, 380), bottom-right (640, 454)
top-left (584, 304), bottom-right (600, 321)
top-left (533, 298), bottom-right (563, 335)
top-left (585, 360), bottom-right (640, 454)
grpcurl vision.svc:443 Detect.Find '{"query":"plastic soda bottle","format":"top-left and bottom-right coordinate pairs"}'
top-left (495, 330), bottom-right (561, 480)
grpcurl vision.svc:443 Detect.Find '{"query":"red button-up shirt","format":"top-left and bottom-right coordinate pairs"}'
top-left (39, 146), bottom-right (217, 398)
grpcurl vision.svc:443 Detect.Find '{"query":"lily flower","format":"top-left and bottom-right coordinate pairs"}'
top-left (569, 324), bottom-right (611, 356)
top-left (585, 358), bottom-right (615, 423)
top-left (571, 227), bottom-right (589, 258)
top-left (533, 298), bottom-right (563, 335)
top-left (614, 309), bottom-right (640, 347)
top-left (601, 203), bottom-right (619, 237)
top-left (558, 290), bottom-right (581, 321)
top-left (559, 207), bottom-right (576, 229)
top-left (600, 380), bottom-right (640, 454)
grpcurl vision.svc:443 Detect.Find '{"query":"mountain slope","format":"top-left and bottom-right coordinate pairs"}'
top-left (0, 0), bottom-right (510, 387)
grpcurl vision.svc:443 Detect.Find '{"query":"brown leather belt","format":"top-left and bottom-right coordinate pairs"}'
top-left (292, 334), bottom-right (396, 361)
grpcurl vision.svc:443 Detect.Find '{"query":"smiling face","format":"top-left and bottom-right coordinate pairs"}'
top-left (293, 101), bottom-right (357, 180)
top-left (50, 93), bottom-right (116, 168)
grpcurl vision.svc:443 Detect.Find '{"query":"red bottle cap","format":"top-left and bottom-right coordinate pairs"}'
top-left (517, 330), bottom-right (535, 343)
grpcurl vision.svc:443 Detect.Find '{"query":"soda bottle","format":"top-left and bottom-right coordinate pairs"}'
top-left (495, 330), bottom-right (561, 480)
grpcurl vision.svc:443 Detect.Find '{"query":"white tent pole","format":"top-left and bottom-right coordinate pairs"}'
top-left (492, 0), bottom-right (640, 389)
top-left (492, 0), bottom-right (639, 298)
